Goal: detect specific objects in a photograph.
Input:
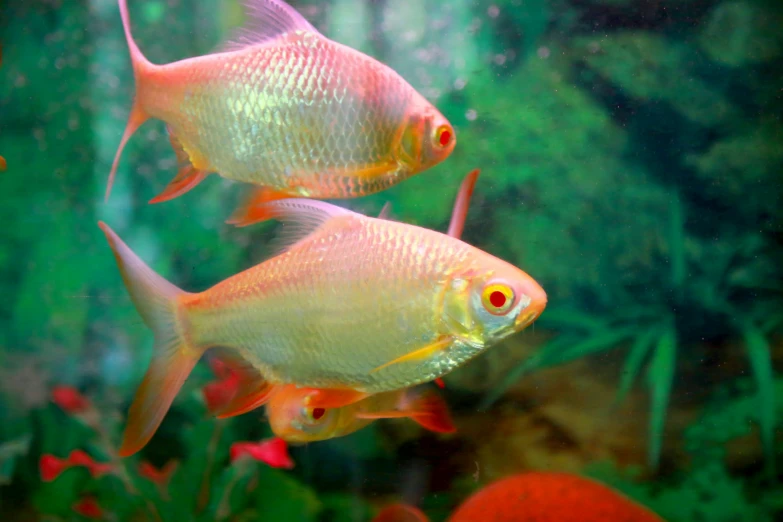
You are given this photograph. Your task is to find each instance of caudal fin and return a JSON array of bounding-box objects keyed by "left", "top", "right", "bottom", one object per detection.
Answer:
[
  {"left": 99, "top": 221, "right": 201, "bottom": 457},
  {"left": 106, "top": 0, "right": 155, "bottom": 202}
]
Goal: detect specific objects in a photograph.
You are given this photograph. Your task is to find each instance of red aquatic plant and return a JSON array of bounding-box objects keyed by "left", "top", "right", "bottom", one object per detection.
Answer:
[
  {"left": 230, "top": 437, "right": 294, "bottom": 469},
  {"left": 139, "top": 459, "right": 178, "bottom": 499},
  {"left": 39, "top": 454, "right": 70, "bottom": 482},
  {"left": 72, "top": 496, "right": 103, "bottom": 519},
  {"left": 51, "top": 385, "right": 91, "bottom": 414},
  {"left": 202, "top": 358, "right": 240, "bottom": 413},
  {"left": 39, "top": 450, "right": 113, "bottom": 482}
]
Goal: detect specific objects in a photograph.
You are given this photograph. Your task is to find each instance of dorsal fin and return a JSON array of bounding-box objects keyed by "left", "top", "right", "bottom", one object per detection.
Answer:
[
  {"left": 259, "top": 199, "right": 358, "bottom": 256},
  {"left": 220, "top": 0, "right": 321, "bottom": 52}
]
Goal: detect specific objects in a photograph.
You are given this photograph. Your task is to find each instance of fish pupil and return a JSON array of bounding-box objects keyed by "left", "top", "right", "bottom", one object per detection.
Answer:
[
  {"left": 312, "top": 408, "right": 326, "bottom": 420},
  {"left": 439, "top": 129, "right": 452, "bottom": 147},
  {"left": 489, "top": 290, "right": 506, "bottom": 308}
]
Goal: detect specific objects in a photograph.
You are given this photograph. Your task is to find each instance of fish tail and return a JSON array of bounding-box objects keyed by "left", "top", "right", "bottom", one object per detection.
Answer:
[
  {"left": 99, "top": 221, "right": 202, "bottom": 457},
  {"left": 106, "top": 0, "right": 154, "bottom": 202}
]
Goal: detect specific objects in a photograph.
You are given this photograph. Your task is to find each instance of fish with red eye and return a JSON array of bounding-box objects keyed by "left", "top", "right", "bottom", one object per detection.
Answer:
[
  {"left": 100, "top": 169, "right": 546, "bottom": 457},
  {"left": 264, "top": 384, "right": 456, "bottom": 444},
  {"left": 107, "top": 0, "right": 456, "bottom": 211}
]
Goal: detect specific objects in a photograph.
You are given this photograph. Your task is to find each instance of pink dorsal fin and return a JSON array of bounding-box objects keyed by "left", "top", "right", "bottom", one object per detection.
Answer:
[
  {"left": 446, "top": 169, "right": 480, "bottom": 239},
  {"left": 220, "top": 0, "right": 321, "bottom": 52}
]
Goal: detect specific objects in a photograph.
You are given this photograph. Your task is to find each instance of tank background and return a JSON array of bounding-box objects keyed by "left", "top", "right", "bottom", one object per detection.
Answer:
[{"left": 0, "top": 0, "right": 781, "bottom": 521}]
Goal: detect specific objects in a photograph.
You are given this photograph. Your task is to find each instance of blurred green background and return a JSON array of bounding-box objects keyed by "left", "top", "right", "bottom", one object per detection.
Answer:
[{"left": 0, "top": 0, "right": 781, "bottom": 520}]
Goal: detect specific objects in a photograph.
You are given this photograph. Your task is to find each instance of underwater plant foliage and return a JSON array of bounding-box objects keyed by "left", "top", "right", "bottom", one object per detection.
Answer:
[{"left": 1, "top": 0, "right": 782, "bottom": 521}]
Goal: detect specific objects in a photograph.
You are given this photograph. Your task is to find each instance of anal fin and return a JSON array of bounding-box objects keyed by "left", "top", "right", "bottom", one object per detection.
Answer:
[
  {"left": 210, "top": 350, "right": 276, "bottom": 419},
  {"left": 149, "top": 128, "right": 208, "bottom": 204},
  {"left": 354, "top": 389, "right": 456, "bottom": 434},
  {"left": 226, "top": 186, "right": 300, "bottom": 227}
]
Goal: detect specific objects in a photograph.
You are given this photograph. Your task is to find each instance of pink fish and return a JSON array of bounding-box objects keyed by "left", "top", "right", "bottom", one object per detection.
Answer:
[{"left": 108, "top": 0, "right": 455, "bottom": 208}]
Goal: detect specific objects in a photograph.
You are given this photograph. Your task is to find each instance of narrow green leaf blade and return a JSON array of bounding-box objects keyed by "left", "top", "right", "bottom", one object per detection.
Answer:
[
  {"left": 615, "top": 328, "right": 658, "bottom": 406},
  {"left": 740, "top": 321, "right": 776, "bottom": 475},
  {"left": 480, "top": 327, "right": 636, "bottom": 410},
  {"left": 646, "top": 324, "right": 677, "bottom": 468}
]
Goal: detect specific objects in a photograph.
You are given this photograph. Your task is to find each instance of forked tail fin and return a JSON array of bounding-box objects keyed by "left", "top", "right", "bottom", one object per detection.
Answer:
[
  {"left": 106, "top": 0, "right": 156, "bottom": 202},
  {"left": 99, "top": 221, "right": 202, "bottom": 456}
]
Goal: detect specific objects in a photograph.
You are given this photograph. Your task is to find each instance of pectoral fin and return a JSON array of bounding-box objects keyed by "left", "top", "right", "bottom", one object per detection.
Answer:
[{"left": 369, "top": 336, "right": 454, "bottom": 374}]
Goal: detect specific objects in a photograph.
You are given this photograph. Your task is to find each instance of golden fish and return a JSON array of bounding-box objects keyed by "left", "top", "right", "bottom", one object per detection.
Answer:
[
  {"left": 261, "top": 384, "right": 455, "bottom": 443},
  {"left": 108, "top": 0, "right": 456, "bottom": 206},
  {"left": 100, "top": 173, "right": 546, "bottom": 456}
]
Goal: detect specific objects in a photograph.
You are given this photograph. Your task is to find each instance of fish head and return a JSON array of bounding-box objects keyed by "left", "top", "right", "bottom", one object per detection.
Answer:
[
  {"left": 397, "top": 94, "right": 456, "bottom": 173},
  {"left": 266, "top": 386, "right": 347, "bottom": 443},
  {"left": 442, "top": 257, "right": 547, "bottom": 347}
]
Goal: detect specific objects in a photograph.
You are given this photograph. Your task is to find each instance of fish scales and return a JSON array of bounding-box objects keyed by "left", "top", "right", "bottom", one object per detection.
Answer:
[
  {"left": 185, "top": 217, "right": 475, "bottom": 392},
  {"left": 135, "top": 31, "right": 419, "bottom": 196}
]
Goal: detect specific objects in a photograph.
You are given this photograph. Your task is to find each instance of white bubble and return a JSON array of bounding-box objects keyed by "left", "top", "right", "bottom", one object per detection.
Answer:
[{"left": 465, "top": 109, "right": 477, "bottom": 121}]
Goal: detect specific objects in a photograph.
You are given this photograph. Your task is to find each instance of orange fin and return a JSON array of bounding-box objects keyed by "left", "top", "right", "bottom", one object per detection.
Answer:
[
  {"left": 226, "top": 186, "right": 299, "bottom": 227},
  {"left": 404, "top": 389, "right": 456, "bottom": 433},
  {"left": 149, "top": 130, "right": 208, "bottom": 203},
  {"left": 106, "top": 103, "right": 150, "bottom": 202},
  {"left": 107, "top": 1, "right": 154, "bottom": 202},
  {"left": 0, "top": 156, "right": 6, "bottom": 171},
  {"left": 434, "top": 378, "right": 445, "bottom": 389},
  {"left": 369, "top": 336, "right": 453, "bottom": 374},
  {"left": 447, "top": 169, "right": 480, "bottom": 239},
  {"left": 355, "top": 389, "right": 456, "bottom": 434},
  {"left": 212, "top": 355, "right": 275, "bottom": 419},
  {"left": 303, "top": 388, "right": 371, "bottom": 409},
  {"left": 98, "top": 222, "right": 200, "bottom": 457}
]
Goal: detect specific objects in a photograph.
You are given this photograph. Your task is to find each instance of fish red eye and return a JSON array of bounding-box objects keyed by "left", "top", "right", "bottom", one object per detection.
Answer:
[
  {"left": 439, "top": 129, "right": 452, "bottom": 147},
  {"left": 435, "top": 125, "right": 452, "bottom": 148},
  {"left": 311, "top": 408, "right": 325, "bottom": 420},
  {"left": 489, "top": 290, "right": 506, "bottom": 308},
  {"left": 481, "top": 283, "right": 515, "bottom": 315}
]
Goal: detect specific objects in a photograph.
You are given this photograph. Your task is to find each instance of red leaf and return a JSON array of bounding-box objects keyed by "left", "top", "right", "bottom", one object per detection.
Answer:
[
  {"left": 230, "top": 437, "right": 294, "bottom": 469},
  {"left": 51, "top": 386, "right": 90, "bottom": 414}
]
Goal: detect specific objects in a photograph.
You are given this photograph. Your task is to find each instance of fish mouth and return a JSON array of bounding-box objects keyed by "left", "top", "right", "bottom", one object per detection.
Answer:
[{"left": 514, "top": 297, "right": 547, "bottom": 330}]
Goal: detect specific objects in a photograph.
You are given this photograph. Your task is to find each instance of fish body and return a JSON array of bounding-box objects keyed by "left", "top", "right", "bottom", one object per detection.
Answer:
[
  {"left": 108, "top": 0, "right": 455, "bottom": 203},
  {"left": 265, "top": 384, "right": 455, "bottom": 443},
  {"left": 178, "top": 203, "right": 544, "bottom": 392},
  {"left": 101, "top": 174, "right": 546, "bottom": 456}
]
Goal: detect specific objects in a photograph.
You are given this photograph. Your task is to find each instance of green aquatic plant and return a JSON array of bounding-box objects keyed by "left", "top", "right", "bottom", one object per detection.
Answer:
[
  {"left": 1, "top": 374, "right": 380, "bottom": 521},
  {"left": 585, "top": 377, "right": 783, "bottom": 522},
  {"left": 481, "top": 190, "right": 782, "bottom": 469}
]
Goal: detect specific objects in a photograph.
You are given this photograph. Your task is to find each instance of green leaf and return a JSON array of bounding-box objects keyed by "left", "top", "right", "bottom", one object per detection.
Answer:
[
  {"left": 480, "top": 327, "right": 635, "bottom": 409},
  {"left": 739, "top": 321, "right": 776, "bottom": 475},
  {"left": 646, "top": 323, "right": 677, "bottom": 467},
  {"left": 535, "top": 308, "right": 611, "bottom": 331},
  {"left": 250, "top": 467, "right": 321, "bottom": 521},
  {"left": 668, "top": 188, "right": 686, "bottom": 291},
  {"left": 615, "top": 328, "right": 658, "bottom": 406}
]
